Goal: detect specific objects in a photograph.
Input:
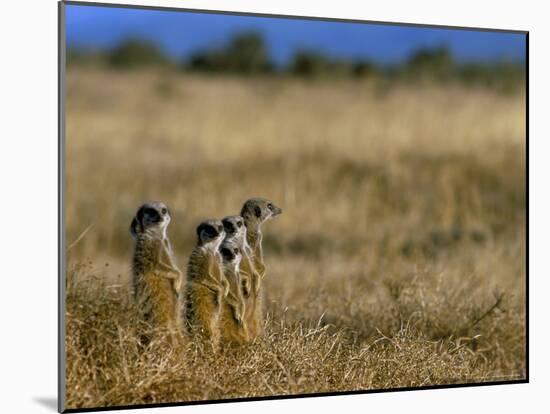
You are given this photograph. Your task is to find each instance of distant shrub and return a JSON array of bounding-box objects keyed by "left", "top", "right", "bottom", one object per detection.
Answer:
[
  {"left": 352, "top": 60, "right": 377, "bottom": 78},
  {"left": 69, "top": 34, "right": 524, "bottom": 91},
  {"left": 458, "top": 62, "right": 525, "bottom": 92},
  {"left": 225, "top": 32, "right": 272, "bottom": 73},
  {"left": 403, "top": 46, "right": 454, "bottom": 80},
  {"left": 290, "top": 51, "right": 376, "bottom": 79},
  {"left": 109, "top": 39, "right": 170, "bottom": 69},
  {"left": 188, "top": 32, "right": 272, "bottom": 74},
  {"left": 188, "top": 51, "right": 228, "bottom": 73},
  {"left": 290, "top": 51, "right": 372, "bottom": 79},
  {"left": 290, "top": 51, "right": 328, "bottom": 77}
]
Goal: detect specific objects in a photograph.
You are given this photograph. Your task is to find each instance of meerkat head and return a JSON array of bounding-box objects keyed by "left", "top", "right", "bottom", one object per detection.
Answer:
[
  {"left": 222, "top": 215, "right": 247, "bottom": 244},
  {"left": 196, "top": 219, "right": 225, "bottom": 251},
  {"left": 219, "top": 239, "right": 242, "bottom": 274},
  {"left": 240, "top": 198, "right": 282, "bottom": 231},
  {"left": 130, "top": 201, "right": 171, "bottom": 240}
]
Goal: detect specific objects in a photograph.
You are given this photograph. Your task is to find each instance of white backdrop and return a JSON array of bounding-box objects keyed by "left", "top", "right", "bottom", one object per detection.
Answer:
[{"left": 0, "top": 0, "right": 541, "bottom": 413}]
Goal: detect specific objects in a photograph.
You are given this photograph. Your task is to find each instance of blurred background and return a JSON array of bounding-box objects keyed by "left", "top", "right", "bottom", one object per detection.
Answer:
[
  {"left": 64, "top": 3, "right": 526, "bottom": 390},
  {"left": 66, "top": 5, "right": 525, "bottom": 88}
]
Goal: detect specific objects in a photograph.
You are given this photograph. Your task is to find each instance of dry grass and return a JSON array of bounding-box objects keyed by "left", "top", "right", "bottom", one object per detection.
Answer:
[{"left": 64, "top": 68, "right": 526, "bottom": 410}]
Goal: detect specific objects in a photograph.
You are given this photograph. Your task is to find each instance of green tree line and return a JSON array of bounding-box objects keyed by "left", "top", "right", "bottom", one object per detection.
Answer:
[{"left": 67, "top": 32, "right": 525, "bottom": 89}]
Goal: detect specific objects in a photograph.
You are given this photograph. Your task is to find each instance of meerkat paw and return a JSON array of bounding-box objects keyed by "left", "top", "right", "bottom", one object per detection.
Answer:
[
  {"left": 242, "top": 278, "right": 252, "bottom": 297},
  {"left": 222, "top": 280, "right": 230, "bottom": 297},
  {"left": 253, "top": 278, "right": 261, "bottom": 295},
  {"left": 173, "top": 277, "right": 183, "bottom": 295},
  {"left": 233, "top": 308, "right": 245, "bottom": 326}
]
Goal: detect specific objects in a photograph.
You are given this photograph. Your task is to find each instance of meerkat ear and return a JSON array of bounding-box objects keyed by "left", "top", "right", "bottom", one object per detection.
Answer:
[
  {"left": 254, "top": 205, "right": 262, "bottom": 218},
  {"left": 240, "top": 202, "right": 252, "bottom": 219},
  {"left": 130, "top": 217, "right": 140, "bottom": 239},
  {"left": 198, "top": 226, "right": 212, "bottom": 245},
  {"left": 136, "top": 205, "right": 145, "bottom": 222}
]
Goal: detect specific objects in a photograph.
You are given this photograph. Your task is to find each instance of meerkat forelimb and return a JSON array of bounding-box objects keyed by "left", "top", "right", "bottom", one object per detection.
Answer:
[
  {"left": 218, "top": 239, "right": 250, "bottom": 344},
  {"left": 130, "top": 202, "right": 184, "bottom": 343},
  {"left": 158, "top": 241, "right": 184, "bottom": 294},
  {"left": 184, "top": 219, "right": 227, "bottom": 349},
  {"left": 222, "top": 215, "right": 261, "bottom": 296}
]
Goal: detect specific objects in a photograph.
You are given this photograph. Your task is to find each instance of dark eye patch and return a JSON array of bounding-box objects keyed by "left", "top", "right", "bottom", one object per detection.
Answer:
[
  {"left": 223, "top": 221, "right": 235, "bottom": 234},
  {"left": 205, "top": 225, "right": 218, "bottom": 237},
  {"left": 254, "top": 205, "right": 262, "bottom": 218},
  {"left": 220, "top": 247, "right": 234, "bottom": 261},
  {"left": 197, "top": 223, "right": 218, "bottom": 240},
  {"left": 144, "top": 207, "right": 160, "bottom": 221},
  {"left": 237, "top": 221, "right": 243, "bottom": 228}
]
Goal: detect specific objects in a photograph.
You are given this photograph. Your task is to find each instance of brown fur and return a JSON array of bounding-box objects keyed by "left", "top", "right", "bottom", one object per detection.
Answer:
[
  {"left": 219, "top": 292, "right": 248, "bottom": 344},
  {"left": 184, "top": 244, "right": 228, "bottom": 350},
  {"left": 132, "top": 234, "right": 184, "bottom": 344},
  {"left": 239, "top": 251, "right": 264, "bottom": 339},
  {"left": 219, "top": 241, "right": 249, "bottom": 345}
]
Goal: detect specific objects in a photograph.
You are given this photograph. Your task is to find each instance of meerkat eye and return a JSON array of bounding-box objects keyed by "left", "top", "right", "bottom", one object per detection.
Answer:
[
  {"left": 267, "top": 203, "right": 273, "bottom": 210},
  {"left": 161, "top": 208, "right": 167, "bottom": 215},
  {"left": 237, "top": 221, "right": 243, "bottom": 228}
]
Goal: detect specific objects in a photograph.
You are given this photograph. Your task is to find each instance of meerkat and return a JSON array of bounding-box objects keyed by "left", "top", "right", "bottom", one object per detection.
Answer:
[
  {"left": 130, "top": 202, "right": 184, "bottom": 343},
  {"left": 218, "top": 238, "right": 249, "bottom": 344},
  {"left": 222, "top": 215, "right": 260, "bottom": 298},
  {"left": 239, "top": 198, "right": 282, "bottom": 338},
  {"left": 183, "top": 219, "right": 228, "bottom": 349}
]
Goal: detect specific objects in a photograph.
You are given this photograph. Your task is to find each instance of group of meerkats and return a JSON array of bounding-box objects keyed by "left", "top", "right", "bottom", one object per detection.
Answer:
[{"left": 129, "top": 197, "right": 282, "bottom": 349}]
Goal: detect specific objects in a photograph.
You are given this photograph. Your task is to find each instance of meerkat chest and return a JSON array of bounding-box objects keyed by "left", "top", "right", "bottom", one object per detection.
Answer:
[{"left": 138, "top": 270, "right": 171, "bottom": 290}]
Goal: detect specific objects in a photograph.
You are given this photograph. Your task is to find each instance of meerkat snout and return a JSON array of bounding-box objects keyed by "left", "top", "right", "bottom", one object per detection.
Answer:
[{"left": 266, "top": 201, "right": 282, "bottom": 217}]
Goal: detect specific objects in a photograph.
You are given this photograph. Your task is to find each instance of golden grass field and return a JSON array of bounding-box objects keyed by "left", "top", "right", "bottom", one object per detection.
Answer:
[{"left": 64, "top": 68, "right": 526, "bottom": 409}]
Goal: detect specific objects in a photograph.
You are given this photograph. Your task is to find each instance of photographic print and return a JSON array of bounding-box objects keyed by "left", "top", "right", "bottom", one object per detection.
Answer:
[{"left": 59, "top": 1, "right": 527, "bottom": 411}]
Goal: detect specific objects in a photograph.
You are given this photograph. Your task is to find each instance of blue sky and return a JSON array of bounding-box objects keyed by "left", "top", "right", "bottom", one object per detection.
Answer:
[{"left": 66, "top": 3, "right": 526, "bottom": 65}]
